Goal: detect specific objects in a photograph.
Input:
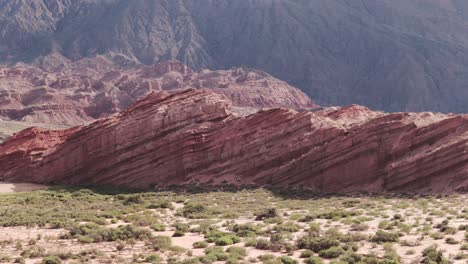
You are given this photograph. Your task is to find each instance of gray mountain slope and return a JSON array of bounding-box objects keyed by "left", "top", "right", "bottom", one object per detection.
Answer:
[{"left": 2, "top": 0, "right": 468, "bottom": 112}]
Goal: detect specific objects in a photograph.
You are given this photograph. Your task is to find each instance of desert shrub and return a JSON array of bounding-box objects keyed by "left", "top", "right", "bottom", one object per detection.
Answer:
[
  {"left": 338, "top": 251, "right": 363, "bottom": 264},
  {"left": 273, "top": 222, "right": 301, "bottom": 232},
  {"left": 371, "top": 230, "right": 399, "bottom": 243},
  {"left": 182, "top": 203, "right": 209, "bottom": 219},
  {"left": 21, "top": 246, "right": 45, "bottom": 258},
  {"left": 255, "top": 208, "right": 278, "bottom": 221},
  {"left": 226, "top": 246, "right": 247, "bottom": 258},
  {"left": 123, "top": 213, "right": 160, "bottom": 226},
  {"left": 151, "top": 223, "right": 166, "bottom": 231},
  {"left": 40, "top": 256, "right": 61, "bottom": 264},
  {"left": 318, "top": 246, "right": 344, "bottom": 258},
  {"left": 244, "top": 238, "right": 257, "bottom": 247},
  {"left": 305, "top": 256, "right": 324, "bottom": 264},
  {"left": 123, "top": 194, "right": 144, "bottom": 205},
  {"left": 297, "top": 236, "right": 340, "bottom": 253},
  {"left": 204, "top": 246, "right": 228, "bottom": 262},
  {"left": 339, "top": 232, "right": 368, "bottom": 243},
  {"left": 173, "top": 230, "right": 186, "bottom": 237},
  {"left": 115, "top": 240, "right": 127, "bottom": 251},
  {"left": 279, "top": 256, "right": 297, "bottom": 264},
  {"left": 232, "top": 223, "right": 262, "bottom": 237},
  {"left": 429, "top": 232, "right": 445, "bottom": 240},
  {"left": 215, "top": 235, "right": 240, "bottom": 246},
  {"left": 421, "top": 245, "right": 450, "bottom": 264},
  {"left": 299, "top": 250, "right": 314, "bottom": 258},
  {"left": 255, "top": 238, "right": 272, "bottom": 250},
  {"left": 173, "top": 223, "right": 190, "bottom": 232},
  {"left": 193, "top": 241, "right": 209, "bottom": 248},
  {"left": 382, "top": 244, "right": 400, "bottom": 262},
  {"left": 205, "top": 229, "right": 226, "bottom": 243},
  {"left": 147, "top": 200, "right": 174, "bottom": 210},
  {"left": 299, "top": 215, "right": 315, "bottom": 222},
  {"left": 14, "top": 257, "right": 25, "bottom": 264},
  {"left": 145, "top": 254, "right": 161, "bottom": 263},
  {"left": 69, "top": 223, "right": 152, "bottom": 243},
  {"left": 445, "top": 237, "right": 459, "bottom": 244},
  {"left": 151, "top": 236, "right": 172, "bottom": 251},
  {"left": 350, "top": 223, "right": 369, "bottom": 231},
  {"left": 315, "top": 210, "right": 358, "bottom": 220}
]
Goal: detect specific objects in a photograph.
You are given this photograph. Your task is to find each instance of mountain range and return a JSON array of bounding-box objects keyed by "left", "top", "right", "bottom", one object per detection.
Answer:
[{"left": 3, "top": 0, "right": 468, "bottom": 112}]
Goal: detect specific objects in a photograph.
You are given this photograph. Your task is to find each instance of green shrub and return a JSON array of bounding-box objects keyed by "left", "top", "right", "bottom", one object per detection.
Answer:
[
  {"left": 273, "top": 222, "right": 301, "bottom": 232},
  {"left": 205, "top": 229, "right": 226, "bottom": 242},
  {"left": 421, "top": 245, "right": 450, "bottom": 264},
  {"left": 182, "top": 203, "right": 209, "bottom": 219},
  {"left": 147, "top": 201, "right": 174, "bottom": 210},
  {"left": 215, "top": 235, "right": 240, "bottom": 246},
  {"left": 339, "top": 251, "right": 363, "bottom": 264},
  {"left": 371, "top": 230, "right": 399, "bottom": 243},
  {"left": 255, "top": 238, "right": 272, "bottom": 250},
  {"left": 173, "top": 223, "right": 190, "bottom": 232},
  {"left": 151, "top": 236, "right": 172, "bottom": 251},
  {"left": 297, "top": 236, "right": 340, "bottom": 253},
  {"left": 318, "top": 246, "right": 344, "bottom": 258},
  {"left": 151, "top": 223, "right": 166, "bottom": 231},
  {"left": 244, "top": 238, "right": 257, "bottom": 247},
  {"left": 226, "top": 246, "right": 247, "bottom": 258},
  {"left": 204, "top": 246, "right": 228, "bottom": 262},
  {"left": 445, "top": 237, "right": 459, "bottom": 244},
  {"left": 232, "top": 223, "right": 262, "bottom": 237},
  {"left": 279, "top": 256, "right": 297, "bottom": 264},
  {"left": 40, "top": 256, "right": 61, "bottom": 264},
  {"left": 69, "top": 223, "right": 152, "bottom": 243},
  {"left": 299, "top": 250, "right": 314, "bottom": 258},
  {"left": 255, "top": 208, "right": 278, "bottom": 221},
  {"left": 145, "top": 254, "right": 161, "bottom": 263},
  {"left": 305, "top": 256, "right": 324, "bottom": 264},
  {"left": 123, "top": 194, "right": 144, "bottom": 205},
  {"left": 193, "top": 241, "right": 209, "bottom": 248},
  {"left": 173, "top": 230, "right": 186, "bottom": 237}
]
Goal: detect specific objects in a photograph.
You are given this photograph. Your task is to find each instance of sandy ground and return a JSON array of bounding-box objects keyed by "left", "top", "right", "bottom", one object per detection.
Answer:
[{"left": 0, "top": 182, "right": 48, "bottom": 193}]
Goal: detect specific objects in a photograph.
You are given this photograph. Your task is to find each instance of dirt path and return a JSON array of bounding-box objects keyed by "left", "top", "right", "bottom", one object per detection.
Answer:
[{"left": 0, "top": 182, "right": 48, "bottom": 193}]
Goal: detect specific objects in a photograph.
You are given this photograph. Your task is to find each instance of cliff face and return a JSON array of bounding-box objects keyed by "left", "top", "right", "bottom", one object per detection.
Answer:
[
  {"left": 1, "top": 90, "right": 466, "bottom": 193},
  {"left": 3, "top": 0, "right": 468, "bottom": 113},
  {"left": 0, "top": 56, "right": 314, "bottom": 125}
]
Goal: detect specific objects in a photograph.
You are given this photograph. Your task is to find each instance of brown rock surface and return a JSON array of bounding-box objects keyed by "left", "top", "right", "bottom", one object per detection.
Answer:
[
  {"left": 0, "top": 55, "right": 315, "bottom": 125},
  {"left": 0, "top": 90, "right": 467, "bottom": 193}
]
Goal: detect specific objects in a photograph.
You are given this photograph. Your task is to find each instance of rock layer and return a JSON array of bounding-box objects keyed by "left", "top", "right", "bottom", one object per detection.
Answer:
[
  {"left": 0, "top": 90, "right": 467, "bottom": 193},
  {"left": 0, "top": 55, "right": 315, "bottom": 125}
]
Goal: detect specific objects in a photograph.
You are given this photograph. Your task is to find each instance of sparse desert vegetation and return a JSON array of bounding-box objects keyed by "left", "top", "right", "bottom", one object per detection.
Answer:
[{"left": 0, "top": 186, "right": 466, "bottom": 263}]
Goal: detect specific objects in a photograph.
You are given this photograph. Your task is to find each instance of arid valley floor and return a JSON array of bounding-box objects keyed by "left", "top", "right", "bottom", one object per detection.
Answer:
[{"left": 0, "top": 184, "right": 466, "bottom": 264}]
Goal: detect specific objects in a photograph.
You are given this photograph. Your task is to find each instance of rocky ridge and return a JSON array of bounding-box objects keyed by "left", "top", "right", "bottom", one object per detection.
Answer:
[
  {"left": 0, "top": 55, "right": 315, "bottom": 125},
  {"left": 0, "top": 89, "right": 466, "bottom": 193}
]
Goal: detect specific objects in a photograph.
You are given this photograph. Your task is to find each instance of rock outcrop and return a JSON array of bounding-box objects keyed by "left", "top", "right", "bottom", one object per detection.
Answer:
[
  {"left": 0, "top": 90, "right": 467, "bottom": 193},
  {"left": 0, "top": 56, "right": 315, "bottom": 125}
]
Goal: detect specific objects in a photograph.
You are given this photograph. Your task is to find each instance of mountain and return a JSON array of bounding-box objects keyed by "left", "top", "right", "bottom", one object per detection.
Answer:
[
  {"left": 0, "top": 55, "right": 314, "bottom": 125},
  {"left": 1, "top": 89, "right": 467, "bottom": 193},
  {"left": 2, "top": 0, "right": 468, "bottom": 113}
]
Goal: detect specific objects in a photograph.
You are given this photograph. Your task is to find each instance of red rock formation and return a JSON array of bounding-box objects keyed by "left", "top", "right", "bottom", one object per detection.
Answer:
[
  {"left": 0, "top": 55, "right": 316, "bottom": 125},
  {"left": 0, "top": 90, "right": 467, "bottom": 193}
]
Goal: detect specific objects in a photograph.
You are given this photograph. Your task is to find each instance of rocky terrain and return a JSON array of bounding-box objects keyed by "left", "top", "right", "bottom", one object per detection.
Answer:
[
  {"left": 0, "top": 55, "right": 314, "bottom": 125},
  {"left": 3, "top": 0, "right": 468, "bottom": 112},
  {"left": 0, "top": 89, "right": 466, "bottom": 193}
]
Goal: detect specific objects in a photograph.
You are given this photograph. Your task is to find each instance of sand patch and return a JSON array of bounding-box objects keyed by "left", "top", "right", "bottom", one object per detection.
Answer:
[{"left": 0, "top": 182, "right": 48, "bottom": 193}]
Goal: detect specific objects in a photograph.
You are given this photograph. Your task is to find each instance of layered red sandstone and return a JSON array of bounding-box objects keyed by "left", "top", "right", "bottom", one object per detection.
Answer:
[
  {"left": 0, "top": 90, "right": 467, "bottom": 193},
  {"left": 0, "top": 55, "right": 315, "bottom": 125}
]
